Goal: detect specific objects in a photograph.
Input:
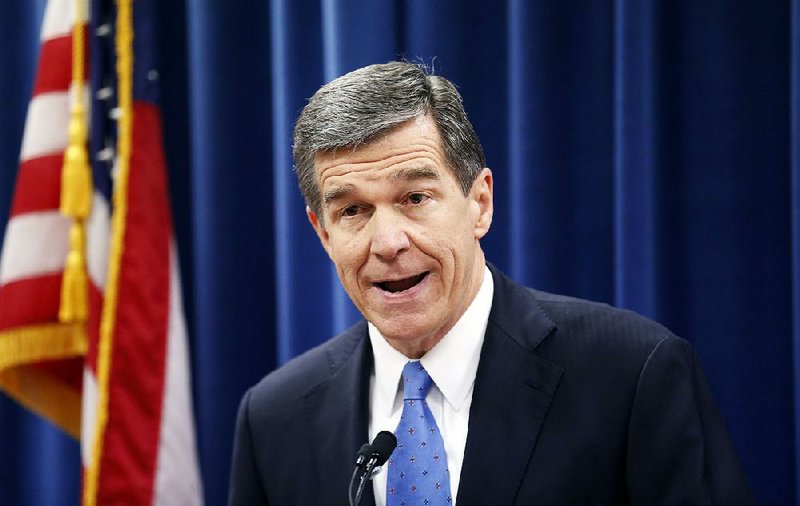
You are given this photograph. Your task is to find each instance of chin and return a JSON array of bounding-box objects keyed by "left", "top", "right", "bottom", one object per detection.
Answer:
[
  {"left": 374, "top": 323, "right": 421, "bottom": 342},
  {"left": 372, "top": 316, "right": 434, "bottom": 343}
]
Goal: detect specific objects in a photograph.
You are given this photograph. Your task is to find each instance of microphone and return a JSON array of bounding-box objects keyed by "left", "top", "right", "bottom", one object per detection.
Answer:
[
  {"left": 354, "top": 443, "right": 372, "bottom": 468},
  {"left": 348, "top": 431, "right": 397, "bottom": 506},
  {"left": 368, "top": 431, "right": 397, "bottom": 468}
]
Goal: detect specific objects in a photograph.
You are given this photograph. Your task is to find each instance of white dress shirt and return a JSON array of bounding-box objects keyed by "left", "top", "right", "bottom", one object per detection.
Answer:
[{"left": 368, "top": 265, "right": 494, "bottom": 506}]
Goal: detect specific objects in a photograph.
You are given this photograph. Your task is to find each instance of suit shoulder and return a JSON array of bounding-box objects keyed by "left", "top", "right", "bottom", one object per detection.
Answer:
[
  {"left": 489, "top": 265, "right": 677, "bottom": 356},
  {"left": 530, "top": 288, "right": 685, "bottom": 370},
  {"left": 243, "top": 321, "right": 367, "bottom": 415},
  {"left": 536, "top": 290, "right": 673, "bottom": 342}
]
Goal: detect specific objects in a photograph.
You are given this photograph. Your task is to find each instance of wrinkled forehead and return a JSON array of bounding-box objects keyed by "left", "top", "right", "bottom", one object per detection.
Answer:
[
  {"left": 314, "top": 115, "right": 451, "bottom": 175},
  {"left": 313, "top": 117, "right": 450, "bottom": 187}
]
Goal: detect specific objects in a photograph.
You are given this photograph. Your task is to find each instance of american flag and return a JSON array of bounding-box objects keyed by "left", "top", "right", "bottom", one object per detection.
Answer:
[{"left": 0, "top": 0, "right": 203, "bottom": 504}]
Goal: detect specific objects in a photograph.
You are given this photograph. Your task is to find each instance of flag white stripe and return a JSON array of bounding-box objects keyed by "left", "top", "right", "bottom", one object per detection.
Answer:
[
  {"left": 20, "top": 92, "right": 70, "bottom": 161},
  {"left": 0, "top": 193, "right": 110, "bottom": 289},
  {"left": 40, "top": 0, "right": 72, "bottom": 41},
  {"left": 152, "top": 244, "right": 204, "bottom": 506},
  {"left": 86, "top": 193, "right": 111, "bottom": 290},
  {"left": 41, "top": 0, "right": 87, "bottom": 41},
  {"left": 0, "top": 211, "right": 70, "bottom": 284},
  {"left": 80, "top": 367, "right": 98, "bottom": 468}
]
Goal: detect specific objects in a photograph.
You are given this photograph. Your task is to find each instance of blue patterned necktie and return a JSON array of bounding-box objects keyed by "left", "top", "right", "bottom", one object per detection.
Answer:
[{"left": 386, "top": 361, "right": 452, "bottom": 505}]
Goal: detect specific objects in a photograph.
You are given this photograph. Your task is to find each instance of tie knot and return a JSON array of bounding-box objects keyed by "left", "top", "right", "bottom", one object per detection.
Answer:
[{"left": 401, "top": 361, "right": 432, "bottom": 400}]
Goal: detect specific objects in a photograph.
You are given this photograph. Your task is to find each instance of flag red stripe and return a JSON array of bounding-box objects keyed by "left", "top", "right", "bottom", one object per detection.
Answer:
[
  {"left": 0, "top": 274, "right": 103, "bottom": 331},
  {"left": 10, "top": 154, "right": 63, "bottom": 216},
  {"left": 32, "top": 26, "right": 89, "bottom": 97},
  {"left": 0, "top": 274, "right": 61, "bottom": 329},
  {"left": 97, "top": 103, "right": 170, "bottom": 503},
  {"left": 32, "top": 34, "right": 72, "bottom": 96}
]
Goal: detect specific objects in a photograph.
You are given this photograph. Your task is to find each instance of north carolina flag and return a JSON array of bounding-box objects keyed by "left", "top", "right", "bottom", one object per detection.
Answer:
[{"left": 0, "top": 0, "right": 203, "bottom": 504}]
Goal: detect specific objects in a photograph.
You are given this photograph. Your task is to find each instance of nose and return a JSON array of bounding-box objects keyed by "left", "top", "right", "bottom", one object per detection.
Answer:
[{"left": 369, "top": 210, "right": 410, "bottom": 260}]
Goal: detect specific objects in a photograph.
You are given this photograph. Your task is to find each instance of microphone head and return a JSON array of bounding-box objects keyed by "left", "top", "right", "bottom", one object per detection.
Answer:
[
  {"left": 356, "top": 443, "right": 372, "bottom": 458},
  {"left": 355, "top": 443, "right": 372, "bottom": 466},
  {"left": 370, "top": 431, "right": 397, "bottom": 466}
]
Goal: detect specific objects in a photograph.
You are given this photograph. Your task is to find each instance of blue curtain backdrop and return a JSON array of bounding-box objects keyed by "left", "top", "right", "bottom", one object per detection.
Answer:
[{"left": 0, "top": 0, "right": 798, "bottom": 504}]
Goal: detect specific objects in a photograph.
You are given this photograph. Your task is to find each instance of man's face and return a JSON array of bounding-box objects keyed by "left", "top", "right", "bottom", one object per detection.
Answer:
[{"left": 307, "top": 115, "right": 493, "bottom": 357}]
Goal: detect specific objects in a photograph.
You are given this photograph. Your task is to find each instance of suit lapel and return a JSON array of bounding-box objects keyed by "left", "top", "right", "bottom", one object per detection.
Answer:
[
  {"left": 304, "top": 321, "right": 377, "bottom": 506},
  {"left": 457, "top": 267, "right": 564, "bottom": 506}
]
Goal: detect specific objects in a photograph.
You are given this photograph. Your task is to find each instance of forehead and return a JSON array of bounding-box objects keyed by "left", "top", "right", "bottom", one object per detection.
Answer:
[{"left": 314, "top": 116, "right": 451, "bottom": 190}]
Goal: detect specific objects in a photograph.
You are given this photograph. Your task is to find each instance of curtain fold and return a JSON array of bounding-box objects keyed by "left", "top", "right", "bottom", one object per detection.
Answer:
[
  {"left": 791, "top": 0, "right": 800, "bottom": 496},
  {"left": 613, "top": 0, "right": 659, "bottom": 316},
  {"left": 0, "top": 1, "right": 798, "bottom": 504},
  {"left": 185, "top": 1, "right": 276, "bottom": 503}
]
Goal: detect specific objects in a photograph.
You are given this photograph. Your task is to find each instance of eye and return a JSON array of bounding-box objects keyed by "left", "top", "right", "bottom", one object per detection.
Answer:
[
  {"left": 341, "top": 205, "right": 361, "bottom": 217},
  {"left": 405, "top": 193, "right": 429, "bottom": 205}
]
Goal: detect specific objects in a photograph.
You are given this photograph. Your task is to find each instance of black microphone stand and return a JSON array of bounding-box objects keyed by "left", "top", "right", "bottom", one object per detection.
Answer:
[
  {"left": 348, "top": 444, "right": 372, "bottom": 506},
  {"left": 348, "top": 431, "right": 397, "bottom": 506},
  {"left": 350, "top": 455, "right": 379, "bottom": 506}
]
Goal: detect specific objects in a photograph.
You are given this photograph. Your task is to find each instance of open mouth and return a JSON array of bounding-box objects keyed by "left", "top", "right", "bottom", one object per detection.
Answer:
[{"left": 375, "top": 272, "right": 429, "bottom": 294}]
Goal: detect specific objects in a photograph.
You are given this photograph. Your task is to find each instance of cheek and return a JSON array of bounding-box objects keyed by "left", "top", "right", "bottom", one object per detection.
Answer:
[
  {"left": 329, "top": 235, "right": 368, "bottom": 277},
  {"left": 413, "top": 212, "right": 471, "bottom": 261},
  {"left": 442, "top": 220, "right": 479, "bottom": 279}
]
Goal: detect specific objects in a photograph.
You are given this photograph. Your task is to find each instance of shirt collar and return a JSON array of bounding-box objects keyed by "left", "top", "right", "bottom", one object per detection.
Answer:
[{"left": 369, "top": 265, "right": 494, "bottom": 415}]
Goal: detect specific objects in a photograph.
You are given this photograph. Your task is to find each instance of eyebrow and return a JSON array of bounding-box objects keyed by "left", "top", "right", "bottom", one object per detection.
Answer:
[
  {"left": 322, "top": 167, "right": 441, "bottom": 207},
  {"left": 389, "top": 166, "right": 440, "bottom": 183},
  {"left": 323, "top": 184, "right": 355, "bottom": 206}
]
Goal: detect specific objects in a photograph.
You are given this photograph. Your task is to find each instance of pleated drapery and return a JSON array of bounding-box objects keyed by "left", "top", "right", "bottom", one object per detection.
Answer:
[{"left": 1, "top": 1, "right": 798, "bottom": 504}]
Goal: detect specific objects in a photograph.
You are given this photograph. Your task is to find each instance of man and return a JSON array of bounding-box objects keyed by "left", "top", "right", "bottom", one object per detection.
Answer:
[{"left": 229, "top": 61, "right": 753, "bottom": 505}]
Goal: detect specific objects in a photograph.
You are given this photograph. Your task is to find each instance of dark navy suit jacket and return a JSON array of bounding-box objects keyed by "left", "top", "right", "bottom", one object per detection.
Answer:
[{"left": 229, "top": 266, "right": 753, "bottom": 505}]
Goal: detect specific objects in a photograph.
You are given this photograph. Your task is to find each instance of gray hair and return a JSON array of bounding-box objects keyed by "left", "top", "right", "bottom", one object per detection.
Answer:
[{"left": 292, "top": 61, "right": 486, "bottom": 219}]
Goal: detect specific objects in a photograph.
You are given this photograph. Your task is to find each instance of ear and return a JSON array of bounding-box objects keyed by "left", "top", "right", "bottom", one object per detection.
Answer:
[
  {"left": 470, "top": 168, "right": 494, "bottom": 240},
  {"left": 307, "top": 206, "right": 333, "bottom": 258}
]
